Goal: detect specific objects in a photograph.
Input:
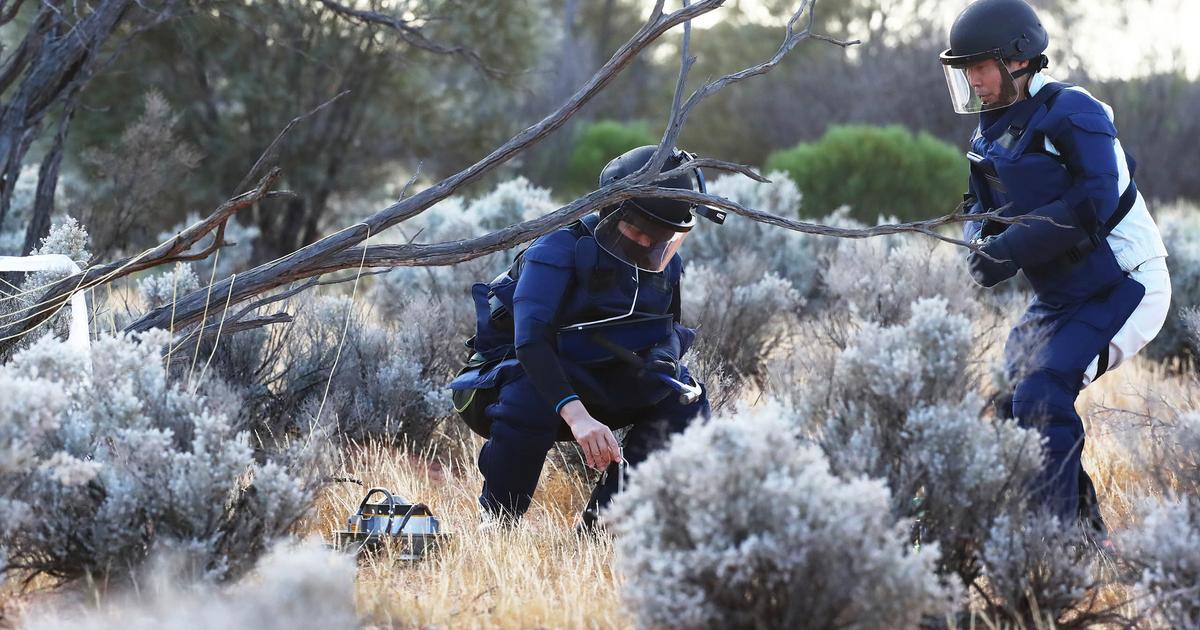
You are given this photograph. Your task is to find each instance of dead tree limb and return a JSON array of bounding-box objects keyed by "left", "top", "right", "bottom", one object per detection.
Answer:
[
  {"left": 168, "top": 313, "right": 294, "bottom": 359},
  {"left": 0, "top": 169, "right": 282, "bottom": 346},
  {"left": 316, "top": 0, "right": 503, "bottom": 77},
  {"left": 121, "top": 0, "right": 734, "bottom": 335},
  {"left": 646, "top": 0, "right": 859, "bottom": 178},
  {"left": 291, "top": 189, "right": 1056, "bottom": 275},
  {"left": 0, "top": 0, "right": 135, "bottom": 226},
  {"left": 164, "top": 266, "right": 392, "bottom": 359}
]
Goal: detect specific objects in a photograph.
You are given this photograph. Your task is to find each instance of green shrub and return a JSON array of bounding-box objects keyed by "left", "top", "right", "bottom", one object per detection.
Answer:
[
  {"left": 564, "top": 120, "right": 657, "bottom": 194},
  {"left": 765, "top": 124, "right": 967, "bottom": 223}
]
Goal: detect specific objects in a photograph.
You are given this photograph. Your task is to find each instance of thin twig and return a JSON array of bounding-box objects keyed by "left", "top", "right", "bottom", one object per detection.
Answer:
[
  {"left": 233, "top": 90, "right": 351, "bottom": 196},
  {"left": 316, "top": 0, "right": 504, "bottom": 77}
]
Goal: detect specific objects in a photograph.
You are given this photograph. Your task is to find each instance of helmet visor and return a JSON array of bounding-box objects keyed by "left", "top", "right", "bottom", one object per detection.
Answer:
[
  {"left": 941, "top": 57, "right": 1022, "bottom": 114},
  {"left": 594, "top": 205, "right": 687, "bottom": 273}
]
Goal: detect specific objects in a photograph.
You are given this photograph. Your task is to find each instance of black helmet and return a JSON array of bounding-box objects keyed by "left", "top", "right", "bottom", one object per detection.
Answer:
[
  {"left": 938, "top": 0, "right": 1049, "bottom": 113},
  {"left": 941, "top": 0, "right": 1048, "bottom": 65},
  {"left": 598, "top": 145, "right": 724, "bottom": 230},
  {"left": 591, "top": 145, "right": 722, "bottom": 272}
]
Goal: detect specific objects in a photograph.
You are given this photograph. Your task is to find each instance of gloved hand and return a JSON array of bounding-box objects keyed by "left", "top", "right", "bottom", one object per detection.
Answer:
[
  {"left": 967, "top": 235, "right": 1019, "bottom": 288},
  {"left": 644, "top": 342, "right": 681, "bottom": 379}
]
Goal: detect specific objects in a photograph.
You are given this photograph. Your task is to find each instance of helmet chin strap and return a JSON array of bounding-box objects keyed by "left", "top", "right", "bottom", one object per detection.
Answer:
[{"left": 1009, "top": 54, "right": 1049, "bottom": 80}]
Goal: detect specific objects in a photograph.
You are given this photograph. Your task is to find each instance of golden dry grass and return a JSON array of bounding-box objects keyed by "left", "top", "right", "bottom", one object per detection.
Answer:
[
  {"left": 1079, "top": 356, "right": 1196, "bottom": 531},
  {"left": 1072, "top": 355, "right": 1197, "bottom": 626},
  {"left": 304, "top": 437, "right": 630, "bottom": 630}
]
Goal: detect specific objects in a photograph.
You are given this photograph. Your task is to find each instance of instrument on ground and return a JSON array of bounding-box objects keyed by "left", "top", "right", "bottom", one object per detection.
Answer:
[{"left": 332, "top": 486, "right": 450, "bottom": 560}]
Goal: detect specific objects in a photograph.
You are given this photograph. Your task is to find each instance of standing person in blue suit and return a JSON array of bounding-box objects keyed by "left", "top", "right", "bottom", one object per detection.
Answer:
[
  {"left": 451, "top": 145, "right": 724, "bottom": 531},
  {"left": 941, "top": 0, "right": 1170, "bottom": 537}
]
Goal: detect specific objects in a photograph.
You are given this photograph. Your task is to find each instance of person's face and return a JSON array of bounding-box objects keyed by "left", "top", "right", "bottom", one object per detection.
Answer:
[
  {"left": 964, "top": 58, "right": 1029, "bottom": 106},
  {"left": 617, "top": 219, "right": 656, "bottom": 247}
]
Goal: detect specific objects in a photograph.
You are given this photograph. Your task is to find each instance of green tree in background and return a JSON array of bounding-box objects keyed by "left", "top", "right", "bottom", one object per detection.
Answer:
[
  {"left": 72, "top": 0, "right": 545, "bottom": 261},
  {"left": 564, "top": 120, "right": 657, "bottom": 194},
  {"left": 765, "top": 124, "right": 966, "bottom": 222}
]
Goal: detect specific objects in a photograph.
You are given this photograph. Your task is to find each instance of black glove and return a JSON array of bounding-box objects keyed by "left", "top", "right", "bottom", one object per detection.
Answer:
[
  {"left": 644, "top": 341, "right": 681, "bottom": 379},
  {"left": 967, "top": 235, "right": 1019, "bottom": 288}
]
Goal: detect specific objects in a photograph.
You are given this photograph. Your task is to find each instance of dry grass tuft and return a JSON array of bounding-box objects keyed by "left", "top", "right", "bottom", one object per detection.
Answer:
[{"left": 306, "top": 437, "right": 630, "bottom": 629}]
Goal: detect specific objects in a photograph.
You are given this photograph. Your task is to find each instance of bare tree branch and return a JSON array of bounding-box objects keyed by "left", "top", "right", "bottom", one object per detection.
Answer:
[
  {"left": 232, "top": 89, "right": 351, "bottom": 196},
  {"left": 293, "top": 188, "right": 1064, "bottom": 276},
  {"left": 667, "top": 0, "right": 860, "bottom": 153},
  {"left": 0, "top": 0, "right": 27, "bottom": 26},
  {"left": 222, "top": 268, "right": 391, "bottom": 329},
  {"left": 122, "top": 0, "right": 734, "bottom": 335},
  {"left": 168, "top": 313, "right": 293, "bottom": 358},
  {"left": 646, "top": 0, "right": 696, "bottom": 177},
  {"left": 647, "top": 184, "right": 1073, "bottom": 268},
  {"left": 0, "top": 0, "right": 134, "bottom": 226},
  {"left": 677, "top": 156, "right": 770, "bottom": 182},
  {"left": 316, "top": 0, "right": 504, "bottom": 77},
  {"left": 0, "top": 169, "right": 282, "bottom": 346},
  {"left": 640, "top": 0, "right": 858, "bottom": 198}
]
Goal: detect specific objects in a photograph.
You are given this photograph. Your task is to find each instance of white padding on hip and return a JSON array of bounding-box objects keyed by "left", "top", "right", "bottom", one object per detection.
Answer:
[{"left": 1082, "top": 256, "right": 1171, "bottom": 388}]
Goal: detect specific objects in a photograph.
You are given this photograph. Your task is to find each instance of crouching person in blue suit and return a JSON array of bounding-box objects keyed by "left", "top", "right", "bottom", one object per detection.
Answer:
[
  {"left": 451, "top": 145, "right": 724, "bottom": 530},
  {"left": 941, "top": 0, "right": 1170, "bottom": 537}
]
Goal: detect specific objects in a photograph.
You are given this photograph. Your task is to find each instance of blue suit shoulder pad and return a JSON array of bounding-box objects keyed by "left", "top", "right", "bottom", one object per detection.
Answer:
[
  {"left": 522, "top": 227, "right": 580, "bottom": 268},
  {"left": 1038, "top": 89, "right": 1116, "bottom": 139}
]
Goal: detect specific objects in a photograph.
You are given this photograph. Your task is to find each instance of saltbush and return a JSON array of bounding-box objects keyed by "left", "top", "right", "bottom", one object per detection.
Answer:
[
  {"left": 681, "top": 257, "right": 802, "bottom": 392},
  {"left": 22, "top": 541, "right": 357, "bottom": 629},
  {"left": 610, "top": 401, "right": 958, "bottom": 630},
  {"left": 978, "top": 512, "right": 1105, "bottom": 628},
  {"left": 822, "top": 235, "right": 978, "bottom": 326},
  {"left": 690, "top": 171, "right": 827, "bottom": 297},
  {"left": 0, "top": 332, "right": 326, "bottom": 582},
  {"left": 1123, "top": 496, "right": 1200, "bottom": 628},
  {"left": 784, "top": 298, "right": 1044, "bottom": 584},
  {"left": 228, "top": 295, "right": 455, "bottom": 446}
]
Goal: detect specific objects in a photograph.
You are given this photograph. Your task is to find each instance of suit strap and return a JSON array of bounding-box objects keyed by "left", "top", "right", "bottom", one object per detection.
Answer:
[{"left": 981, "top": 81, "right": 1073, "bottom": 143}]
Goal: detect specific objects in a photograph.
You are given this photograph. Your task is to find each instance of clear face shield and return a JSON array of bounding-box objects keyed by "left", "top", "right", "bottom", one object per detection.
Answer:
[
  {"left": 593, "top": 204, "right": 688, "bottom": 273},
  {"left": 940, "top": 51, "right": 1023, "bottom": 114}
]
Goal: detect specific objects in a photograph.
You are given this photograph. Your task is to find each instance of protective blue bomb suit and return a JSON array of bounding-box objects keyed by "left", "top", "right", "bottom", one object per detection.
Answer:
[
  {"left": 451, "top": 146, "right": 721, "bottom": 525},
  {"left": 941, "top": 0, "right": 1169, "bottom": 530}
]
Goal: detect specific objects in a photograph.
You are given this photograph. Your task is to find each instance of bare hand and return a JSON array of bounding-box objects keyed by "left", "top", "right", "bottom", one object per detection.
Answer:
[{"left": 560, "top": 400, "right": 622, "bottom": 470}]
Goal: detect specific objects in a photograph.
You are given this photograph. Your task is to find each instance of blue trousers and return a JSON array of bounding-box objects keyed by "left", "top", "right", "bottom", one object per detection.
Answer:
[
  {"left": 477, "top": 368, "right": 710, "bottom": 518},
  {"left": 1003, "top": 277, "right": 1144, "bottom": 523}
]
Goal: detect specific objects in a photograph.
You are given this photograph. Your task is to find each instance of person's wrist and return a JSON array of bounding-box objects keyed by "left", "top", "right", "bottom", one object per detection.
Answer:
[{"left": 558, "top": 397, "right": 584, "bottom": 424}]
